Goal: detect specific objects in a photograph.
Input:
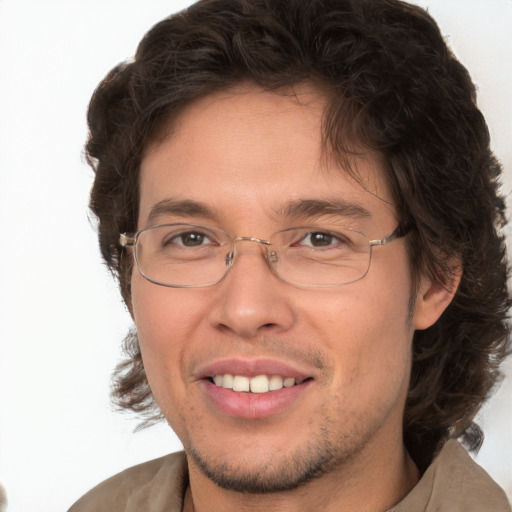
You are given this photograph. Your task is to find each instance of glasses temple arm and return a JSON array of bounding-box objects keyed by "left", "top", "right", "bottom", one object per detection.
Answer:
[
  {"left": 119, "top": 233, "right": 136, "bottom": 247},
  {"left": 370, "top": 224, "right": 411, "bottom": 247}
]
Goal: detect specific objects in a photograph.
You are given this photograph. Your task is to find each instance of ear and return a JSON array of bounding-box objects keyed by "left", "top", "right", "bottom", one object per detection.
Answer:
[{"left": 412, "top": 262, "right": 462, "bottom": 331}]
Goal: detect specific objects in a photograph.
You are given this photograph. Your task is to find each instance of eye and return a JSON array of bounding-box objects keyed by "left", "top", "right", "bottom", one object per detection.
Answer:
[
  {"left": 297, "top": 231, "right": 348, "bottom": 248},
  {"left": 167, "top": 231, "right": 214, "bottom": 247}
]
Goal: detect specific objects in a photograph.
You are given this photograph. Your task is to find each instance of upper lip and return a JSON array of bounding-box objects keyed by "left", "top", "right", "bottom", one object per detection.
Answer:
[{"left": 195, "top": 357, "right": 313, "bottom": 381}]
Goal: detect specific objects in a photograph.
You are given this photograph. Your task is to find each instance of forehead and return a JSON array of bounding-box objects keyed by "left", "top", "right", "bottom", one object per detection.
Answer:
[{"left": 139, "top": 85, "right": 395, "bottom": 231}]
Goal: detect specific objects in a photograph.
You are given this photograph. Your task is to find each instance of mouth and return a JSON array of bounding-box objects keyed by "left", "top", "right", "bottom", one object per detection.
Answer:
[
  {"left": 197, "top": 359, "right": 315, "bottom": 419},
  {"left": 208, "top": 374, "right": 312, "bottom": 393}
]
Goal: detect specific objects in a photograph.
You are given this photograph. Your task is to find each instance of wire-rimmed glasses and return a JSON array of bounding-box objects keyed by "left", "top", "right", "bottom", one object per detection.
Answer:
[{"left": 119, "top": 223, "right": 408, "bottom": 288}]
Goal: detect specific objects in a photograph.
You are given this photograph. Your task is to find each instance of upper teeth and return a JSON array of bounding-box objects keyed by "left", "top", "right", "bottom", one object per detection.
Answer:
[{"left": 213, "top": 374, "right": 297, "bottom": 393}]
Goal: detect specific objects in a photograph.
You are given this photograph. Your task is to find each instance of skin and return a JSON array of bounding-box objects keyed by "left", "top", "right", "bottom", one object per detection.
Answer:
[{"left": 130, "top": 84, "right": 457, "bottom": 512}]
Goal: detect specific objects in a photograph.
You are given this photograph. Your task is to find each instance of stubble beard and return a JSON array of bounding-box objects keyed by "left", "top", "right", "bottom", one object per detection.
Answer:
[{"left": 186, "top": 420, "right": 376, "bottom": 494}]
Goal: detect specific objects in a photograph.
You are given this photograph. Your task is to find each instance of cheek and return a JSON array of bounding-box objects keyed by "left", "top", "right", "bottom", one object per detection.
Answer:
[
  {"left": 129, "top": 275, "right": 207, "bottom": 408},
  {"left": 358, "top": 274, "right": 414, "bottom": 371},
  {"left": 131, "top": 272, "right": 206, "bottom": 344},
  {"left": 306, "top": 266, "right": 414, "bottom": 399}
]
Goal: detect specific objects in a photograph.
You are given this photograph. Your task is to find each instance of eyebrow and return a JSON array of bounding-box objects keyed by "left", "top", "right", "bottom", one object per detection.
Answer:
[
  {"left": 146, "top": 198, "right": 218, "bottom": 225},
  {"left": 278, "top": 198, "right": 372, "bottom": 221},
  {"left": 145, "top": 197, "right": 372, "bottom": 227}
]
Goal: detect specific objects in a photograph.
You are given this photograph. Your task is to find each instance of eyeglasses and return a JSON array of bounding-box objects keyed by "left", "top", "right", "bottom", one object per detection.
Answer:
[{"left": 119, "top": 223, "right": 408, "bottom": 288}]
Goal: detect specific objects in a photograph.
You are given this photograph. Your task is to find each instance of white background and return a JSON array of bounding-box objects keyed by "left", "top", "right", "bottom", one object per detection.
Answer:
[{"left": 0, "top": 1, "right": 511, "bottom": 511}]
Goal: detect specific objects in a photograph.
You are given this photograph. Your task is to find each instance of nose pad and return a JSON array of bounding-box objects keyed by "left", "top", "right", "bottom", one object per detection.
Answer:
[
  {"left": 225, "top": 251, "right": 234, "bottom": 267},
  {"left": 268, "top": 250, "right": 279, "bottom": 264}
]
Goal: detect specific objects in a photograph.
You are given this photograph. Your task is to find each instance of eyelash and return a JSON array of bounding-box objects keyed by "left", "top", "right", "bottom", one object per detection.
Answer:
[
  {"left": 166, "top": 231, "right": 215, "bottom": 247},
  {"left": 294, "top": 231, "right": 350, "bottom": 248}
]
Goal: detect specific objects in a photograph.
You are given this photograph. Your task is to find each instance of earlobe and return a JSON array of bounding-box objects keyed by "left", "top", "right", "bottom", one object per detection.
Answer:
[{"left": 412, "top": 263, "right": 462, "bottom": 331}]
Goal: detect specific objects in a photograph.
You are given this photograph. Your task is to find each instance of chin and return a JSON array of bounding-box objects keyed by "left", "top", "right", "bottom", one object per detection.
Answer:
[{"left": 186, "top": 425, "right": 372, "bottom": 495}]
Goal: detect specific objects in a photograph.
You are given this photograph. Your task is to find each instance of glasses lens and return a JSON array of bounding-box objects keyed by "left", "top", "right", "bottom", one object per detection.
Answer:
[
  {"left": 133, "top": 224, "right": 372, "bottom": 288},
  {"left": 270, "top": 227, "right": 371, "bottom": 286},
  {"left": 135, "top": 224, "right": 229, "bottom": 287}
]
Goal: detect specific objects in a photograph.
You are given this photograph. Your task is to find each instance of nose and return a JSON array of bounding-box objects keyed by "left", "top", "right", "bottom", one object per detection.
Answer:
[{"left": 208, "top": 239, "right": 296, "bottom": 339}]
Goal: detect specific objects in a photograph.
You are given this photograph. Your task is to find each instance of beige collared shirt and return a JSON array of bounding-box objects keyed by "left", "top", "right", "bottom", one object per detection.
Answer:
[{"left": 68, "top": 440, "right": 511, "bottom": 511}]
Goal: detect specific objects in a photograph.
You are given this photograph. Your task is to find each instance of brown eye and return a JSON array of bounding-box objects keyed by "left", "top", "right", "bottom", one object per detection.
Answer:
[
  {"left": 308, "top": 232, "right": 333, "bottom": 247},
  {"left": 297, "top": 232, "right": 337, "bottom": 247},
  {"left": 179, "top": 232, "right": 206, "bottom": 246},
  {"left": 292, "top": 230, "right": 353, "bottom": 250},
  {"left": 162, "top": 231, "right": 212, "bottom": 248}
]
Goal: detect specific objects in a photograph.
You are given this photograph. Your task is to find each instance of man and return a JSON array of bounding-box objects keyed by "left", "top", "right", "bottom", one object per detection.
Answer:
[{"left": 69, "top": 0, "right": 511, "bottom": 510}]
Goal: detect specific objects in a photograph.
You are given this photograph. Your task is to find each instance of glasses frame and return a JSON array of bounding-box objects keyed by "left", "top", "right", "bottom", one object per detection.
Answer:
[{"left": 119, "top": 223, "right": 409, "bottom": 288}]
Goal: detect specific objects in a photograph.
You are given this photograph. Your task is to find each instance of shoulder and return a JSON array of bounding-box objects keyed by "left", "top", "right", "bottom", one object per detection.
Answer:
[
  {"left": 391, "top": 440, "right": 511, "bottom": 512},
  {"left": 67, "top": 451, "right": 188, "bottom": 512}
]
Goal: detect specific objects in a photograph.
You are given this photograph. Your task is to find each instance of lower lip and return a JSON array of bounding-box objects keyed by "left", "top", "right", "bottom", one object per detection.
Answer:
[{"left": 200, "top": 379, "right": 312, "bottom": 419}]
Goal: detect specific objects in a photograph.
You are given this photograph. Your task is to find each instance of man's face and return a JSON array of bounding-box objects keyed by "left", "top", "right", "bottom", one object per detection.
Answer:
[{"left": 131, "top": 85, "right": 422, "bottom": 492}]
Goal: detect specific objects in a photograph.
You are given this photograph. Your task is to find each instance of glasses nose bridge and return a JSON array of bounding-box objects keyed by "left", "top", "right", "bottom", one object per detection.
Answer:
[
  {"left": 226, "top": 235, "right": 272, "bottom": 267},
  {"left": 232, "top": 235, "right": 271, "bottom": 246}
]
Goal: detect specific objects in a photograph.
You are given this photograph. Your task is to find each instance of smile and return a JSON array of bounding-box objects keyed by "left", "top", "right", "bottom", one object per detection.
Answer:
[
  {"left": 211, "top": 374, "right": 307, "bottom": 393},
  {"left": 197, "top": 358, "right": 315, "bottom": 418}
]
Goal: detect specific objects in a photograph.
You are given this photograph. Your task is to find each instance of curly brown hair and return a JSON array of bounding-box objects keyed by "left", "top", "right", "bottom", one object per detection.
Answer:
[{"left": 85, "top": 0, "right": 510, "bottom": 471}]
